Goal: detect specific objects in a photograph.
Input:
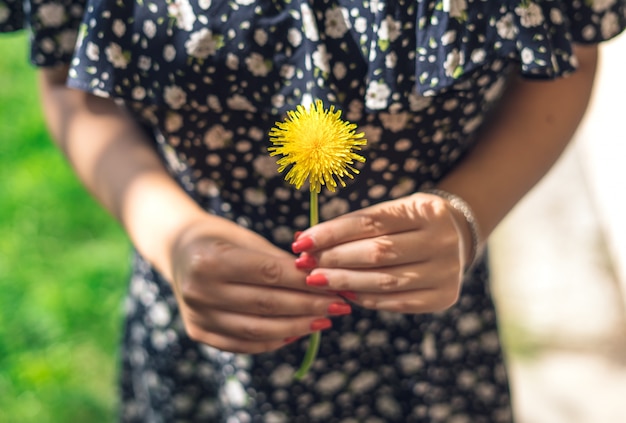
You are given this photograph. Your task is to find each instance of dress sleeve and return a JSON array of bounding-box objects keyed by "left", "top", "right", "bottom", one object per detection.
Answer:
[
  {"left": 565, "top": 0, "right": 626, "bottom": 43},
  {"left": 411, "top": 0, "right": 626, "bottom": 97},
  {"left": 0, "top": 0, "right": 87, "bottom": 66}
]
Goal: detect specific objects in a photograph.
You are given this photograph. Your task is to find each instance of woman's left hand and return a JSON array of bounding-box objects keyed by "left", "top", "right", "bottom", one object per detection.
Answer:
[{"left": 292, "top": 192, "right": 473, "bottom": 314}]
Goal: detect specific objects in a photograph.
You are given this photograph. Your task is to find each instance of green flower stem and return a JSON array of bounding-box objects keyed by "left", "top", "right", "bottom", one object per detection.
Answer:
[
  {"left": 309, "top": 190, "right": 319, "bottom": 227},
  {"left": 294, "top": 331, "right": 321, "bottom": 380},
  {"left": 294, "top": 190, "right": 320, "bottom": 381}
]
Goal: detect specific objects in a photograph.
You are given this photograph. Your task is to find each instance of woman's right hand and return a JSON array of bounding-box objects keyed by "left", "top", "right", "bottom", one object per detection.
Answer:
[
  {"left": 169, "top": 219, "right": 350, "bottom": 354},
  {"left": 36, "top": 71, "right": 345, "bottom": 355}
]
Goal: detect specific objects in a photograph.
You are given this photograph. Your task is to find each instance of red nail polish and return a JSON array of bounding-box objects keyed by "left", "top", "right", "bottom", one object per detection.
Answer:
[
  {"left": 294, "top": 231, "right": 303, "bottom": 241},
  {"left": 310, "top": 318, "right": 332, "bottom": 331},
  {"left": 337, "top": 291, "right": 358, "bottom": 301},
  {"left": 327, "top": 302, "right": 352, "bottom": 316},
  {"left": 284, "top": 336, "right": 301, "bottom": 344},
  {"left": 295, "top": 254, "right": 317, "bottom": 269},
  {"left": 306, "top": 273, "right": 328, "bottom": 286},
  {"left": 292, "top": 236, "right": 314, "bottom": 254}
]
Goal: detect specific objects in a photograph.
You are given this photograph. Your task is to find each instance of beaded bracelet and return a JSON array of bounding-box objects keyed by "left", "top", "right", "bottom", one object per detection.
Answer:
[{"left": 423, "top": 189, "right": 482, "bottom": 272}]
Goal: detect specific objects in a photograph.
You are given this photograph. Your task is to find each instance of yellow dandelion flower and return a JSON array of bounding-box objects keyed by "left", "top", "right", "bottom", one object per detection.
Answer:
[
  {"left": 268, "top": 100, "right": 367, "bottom": 193},
  {"left": 267, "top": 100, "right": 367, "bottom": 381}
]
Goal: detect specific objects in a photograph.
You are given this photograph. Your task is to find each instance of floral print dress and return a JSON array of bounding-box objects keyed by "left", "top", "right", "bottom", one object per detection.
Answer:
[{"left": 2, "top": 0, "right": 625, "bottom": 422}]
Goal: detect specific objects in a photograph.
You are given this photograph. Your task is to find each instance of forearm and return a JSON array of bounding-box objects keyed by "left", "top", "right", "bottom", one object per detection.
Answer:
[
  {"left": 437, "top": 44, "right": 599, "bottom": 246},
  {"left": 38, "top": 66, "right": 208, "bottom": 281}
]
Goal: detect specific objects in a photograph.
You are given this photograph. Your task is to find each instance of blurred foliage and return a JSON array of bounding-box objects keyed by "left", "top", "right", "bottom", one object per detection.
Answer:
[{"left": 0, "top": 33, "right": 129, "bottom": 422}]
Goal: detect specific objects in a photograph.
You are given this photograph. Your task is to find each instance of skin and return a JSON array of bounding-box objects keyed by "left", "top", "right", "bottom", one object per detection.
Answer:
[
  {"left": 301, "top": 44, "right": 599, "bottom": 314},
  {"left": 38, "top": 44, "right": 598, "bottom": 354}
]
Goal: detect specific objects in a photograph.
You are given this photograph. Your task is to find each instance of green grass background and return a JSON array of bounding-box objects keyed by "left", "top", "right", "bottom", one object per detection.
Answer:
[{"left": 0, "top": 33, "right": 130, "bottom": 422}]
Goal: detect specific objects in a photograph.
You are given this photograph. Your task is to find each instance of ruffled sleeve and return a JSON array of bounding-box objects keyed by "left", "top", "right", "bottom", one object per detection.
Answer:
[
  {"left": 0, "top": 0, "right": 25, "bottom": 32},
  {"left": 412, "top": 0, "right": 626, "bottom": 96},
  {"left": 567, "top": 0, "right": 626, "bottom": 43},
  {"left": 0, "top": 0, "right": 86, "bottom": 66}
]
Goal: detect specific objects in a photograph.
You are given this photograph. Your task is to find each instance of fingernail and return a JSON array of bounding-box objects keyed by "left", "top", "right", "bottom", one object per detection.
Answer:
[
  {"left": 292, "top": 236, "right": 314, "bottom": 254},
  {"left": 295, "top": 254, "right": 317, "bottom": 269},
  {"left": 284, "top": 336, "right": 301, "bottom": 344},
  {"left": 310, "top": 318, "right": 332, "bottom": 331},
  {"left": 337, "top": 291, "right": 358, "bottom": 301},
  {"left": 294, "top": 231, "right": 303, "bottom": 241},
  {"left": 306, "top": 273, "right": 328, "bottom": 286},
  {"left": 327, "top": 302, "right": 352, "bottom": 316}
]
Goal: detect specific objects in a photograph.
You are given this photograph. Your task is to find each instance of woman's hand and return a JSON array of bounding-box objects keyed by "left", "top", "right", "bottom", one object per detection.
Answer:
[
  {"left": 292, "top": 45, "right": 599, "bottom": 316},
  {"left": 37, "top": 71, "right": 347, "bottom": 355},
  {"left": 169, "top": 218, "right": 350, "bottom": 354},
  {"left": 291, "top": 193, "right": 473, "bottom": 314}
]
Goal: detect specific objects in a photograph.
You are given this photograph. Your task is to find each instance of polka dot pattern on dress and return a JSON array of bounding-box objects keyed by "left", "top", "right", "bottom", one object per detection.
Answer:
[{"left": 2, "top": 0, "right": 625, "bottom": 422}]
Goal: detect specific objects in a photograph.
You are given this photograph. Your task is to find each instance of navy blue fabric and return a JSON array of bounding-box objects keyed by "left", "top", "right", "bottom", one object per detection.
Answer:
[{"left": 2, "top": 0, "right": 625, "bottom": 421}]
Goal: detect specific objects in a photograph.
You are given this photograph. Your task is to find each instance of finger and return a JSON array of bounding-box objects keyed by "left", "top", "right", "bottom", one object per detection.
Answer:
[
  {"left": 188, "top": 240, "right": 308, "bottom": 289},
  {"left": 193, "top": 283, "right": 352, "bottom": 318},
  {"left": 187, "top": 308, "right": 334, "bottom": 344},
  {"left": 349, "top": 288, "right": 461, "bottom": 314},
  {"left": 305, "top": 258, "right": 461, "bottom": 293},
  {"left": 184, "top": 329, "right": 289, "bottom": 354},
  {"left": 240, "top": 231, "right": 297, "bottom": 259},
  {"left": 208, "top": 221, "right": 293, "bottom": 260},
  {"left": 312, "top": 228, "right": 458, "bottom": 269},
  {"left": 293, "top": 194, "right": 447, "bottom": 252}
]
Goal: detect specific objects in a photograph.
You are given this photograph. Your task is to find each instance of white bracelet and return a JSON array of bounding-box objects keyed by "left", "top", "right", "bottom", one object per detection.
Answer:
[{"left": 424, "top": 189, "right": 482, "bottom": 271}]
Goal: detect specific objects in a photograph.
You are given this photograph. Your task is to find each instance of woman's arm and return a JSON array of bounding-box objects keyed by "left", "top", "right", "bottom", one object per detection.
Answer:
[
  {"left": 39, "top": 65, "right": 208, "bottom": 282},
  {"left": 38, "top": 66, "right": 345, "bottom": 353},
  {"left": 437, "top": 44, "right": 599, "bottom": 250}
]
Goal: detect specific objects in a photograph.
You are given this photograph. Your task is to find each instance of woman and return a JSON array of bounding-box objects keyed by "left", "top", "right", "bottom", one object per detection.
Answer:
[{"left": 2, "top": 0, "right": 624, "bottom": 421}]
